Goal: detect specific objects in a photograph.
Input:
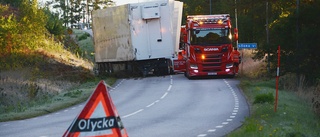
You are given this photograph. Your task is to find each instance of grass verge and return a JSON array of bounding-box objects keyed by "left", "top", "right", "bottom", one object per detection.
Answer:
[
  {"left": 228, "top": 78, "right": 320, "bottom": 137},
  {"left": 0, "top": 29, "right": 111, "bottom": 122},
  {"left": 0, "top": 77, "right": 116, "bottom": 122}
]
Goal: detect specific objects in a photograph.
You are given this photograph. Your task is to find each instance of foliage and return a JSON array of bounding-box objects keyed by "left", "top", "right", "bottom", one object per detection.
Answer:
[
  {"left": 51, "top": 0, "right": 115, "bottom": 28},
  {"left": 179, "top": 0, "right": 320, "bottom": 83},
  {"left": 0, "top": 0, "right": 50, "bottom": 70},
  {"left": 63, "top": 89, "right": 83, "bottom": 98},
  {"left": 63, "top": 33, "right": 83, "bottom": 57},
  {"left": 0, "top": 0, "right": 23, "bottom": 7},
  {"left": 179, "top": 0, "right": 235, "bottom": 24},
  {"left": 268, "top": 0, "right": 320, "bottom": 82},
  {"left": 77, "top": 32, "right": 90, "bottom": 41},
  {"left": 43, "top": 7, "right": 65, "bottom": 40},
  {"left": 254, "top": 93, "right": 274, "bottom": 104},
  {"left": 229, "top": 79, "right": 320, "bottom": 137},
  {"left": 313, "top": 84, "right": 320, "bottom": 115},
  {"left": 0, "top": 0, "right": 96, "bottom": 122}
]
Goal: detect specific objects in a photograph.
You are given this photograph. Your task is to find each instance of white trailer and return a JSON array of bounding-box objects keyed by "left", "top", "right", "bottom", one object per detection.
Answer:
[{"left": 92, "top": 0, "right": 183, "bottom": 76}]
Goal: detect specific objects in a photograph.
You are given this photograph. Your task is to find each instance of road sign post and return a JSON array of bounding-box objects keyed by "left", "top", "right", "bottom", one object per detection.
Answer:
[{"left": 237, "top": 43, "right": 257, "bottom": 74}]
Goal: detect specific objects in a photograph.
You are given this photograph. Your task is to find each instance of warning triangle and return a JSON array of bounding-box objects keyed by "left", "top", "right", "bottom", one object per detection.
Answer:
[{"left": 63, "top": 80, "right": 128, "bottom": 137}]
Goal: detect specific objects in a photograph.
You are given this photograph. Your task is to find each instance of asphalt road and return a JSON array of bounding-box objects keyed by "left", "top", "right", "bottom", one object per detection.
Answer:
[{"left": 0, "top": 74, "right": 249, "bottom": 137}]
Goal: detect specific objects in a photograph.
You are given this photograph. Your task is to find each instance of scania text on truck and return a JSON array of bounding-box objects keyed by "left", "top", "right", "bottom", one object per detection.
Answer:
[
  {"left": 174, "top": 14, "right": 239, "bottom": 78},
  {"left": 92, "top": 0, "right": 183, "bottom": 76}
]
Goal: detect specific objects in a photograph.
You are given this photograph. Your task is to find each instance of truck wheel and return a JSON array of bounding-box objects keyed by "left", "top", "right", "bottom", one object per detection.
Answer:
[
  {"left": 142, "top": 71, "right": 148, "bottom": 77},
  {"left": 184, "top": 70, "right": 192, "bottom": 79},
  {"left": 158, "top": 66, "right": 168, "bottom": 76},
  {"left": 169, "top": 67, "right": 174, "bottom": 75}
]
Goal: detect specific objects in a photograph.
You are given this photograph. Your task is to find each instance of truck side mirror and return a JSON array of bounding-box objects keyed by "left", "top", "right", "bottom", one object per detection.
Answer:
[{"left": 234, "top": 28, "right": 238, "bottom": 41}]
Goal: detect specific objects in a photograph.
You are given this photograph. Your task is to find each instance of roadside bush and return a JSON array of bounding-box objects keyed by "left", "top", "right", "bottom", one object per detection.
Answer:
[
  {"left": 279, "top": 73, "right": 307, "bottom": 91},
  {"left": 63, "top": 90, "right": 83, "bottom": 98},
  {"left": 313, "top": 84, "right": 320, "bottom": 115},
  {"left": 44, "top": 8, "right": 65, "bottom": 41},
  {"left": 64, "top": 34, "right": 83, "bottom": 57},
  {"left": 77, "top": 33, "right": 91, "bottom": 41},
  {"left": 253, "top": 93, "right": 274, "bottom": 104}
]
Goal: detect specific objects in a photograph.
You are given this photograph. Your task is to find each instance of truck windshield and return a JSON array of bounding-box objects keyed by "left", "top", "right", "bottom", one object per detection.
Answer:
[{"left": 190, "top": 28, "right": 231, "bottom": 45}]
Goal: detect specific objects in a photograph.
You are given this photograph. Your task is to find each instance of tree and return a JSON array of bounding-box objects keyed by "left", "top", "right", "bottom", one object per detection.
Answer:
[
  {"left": 268, "top": 0, "right": 320, "bottom": 82},
  {"left": 51, "top": 0, "right": 114, "bottom": 28},
  {"left": 0, "top": 0, "right": 23, "bottom": 7},
  {"left": 178, "top": 0, "right": 235, "bottom": 24},
  {"left": 178, "top": 0, "right": 320, "bottom": 82},
  {"left": 0, "top": 0, "right": 51, "bottom": 69},
  {"left": 43, "top": 7, "right": 65, "bottom": 40}
]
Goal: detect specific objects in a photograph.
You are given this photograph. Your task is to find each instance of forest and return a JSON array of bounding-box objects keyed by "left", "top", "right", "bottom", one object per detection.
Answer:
[
  {"left": 1, "top": 0, "right": 320, "bottom": 85},
  {"left": 180, "top": 0, "right": 320, "bottom": 85}
]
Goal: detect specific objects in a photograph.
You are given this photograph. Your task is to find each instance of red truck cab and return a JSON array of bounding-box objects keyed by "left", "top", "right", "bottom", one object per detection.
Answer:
[{"left": 174, "top": 14, "right": 239, "bottom": 78}]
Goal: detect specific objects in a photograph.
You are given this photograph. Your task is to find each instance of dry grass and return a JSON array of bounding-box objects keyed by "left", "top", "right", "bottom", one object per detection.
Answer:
[
  {"left": 279, "top": 73, "right": 320, "bottom": 115},
  {"left": 238, "top": 49, "right": 267, "bottom": 78},
  {"left": 0, "top": 30, "right": 95, "bottom": 115},
  {"left": 237, "top": 49, "right": 320, "bottom": 116},
  {"left": 229, "top": 51, "right": 320, "bottom": 136}
]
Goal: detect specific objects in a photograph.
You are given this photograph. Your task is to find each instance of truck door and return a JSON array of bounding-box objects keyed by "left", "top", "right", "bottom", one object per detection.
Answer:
[{"left": 145, "top": 19, "right": 162, "bottom": 58}]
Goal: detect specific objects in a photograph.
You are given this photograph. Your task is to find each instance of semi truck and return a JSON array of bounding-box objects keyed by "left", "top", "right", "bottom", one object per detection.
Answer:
[
  {"left": 174, "top": 14, "right": 239, "bottom": 78},
  {"left": 91, "top": 0, "right": 183, "bottom": 76}
]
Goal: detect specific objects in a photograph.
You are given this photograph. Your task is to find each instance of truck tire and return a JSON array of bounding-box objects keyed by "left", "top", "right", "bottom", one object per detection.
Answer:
[{"left": 184, "top": 69, "right": 192, "bottom": 79}]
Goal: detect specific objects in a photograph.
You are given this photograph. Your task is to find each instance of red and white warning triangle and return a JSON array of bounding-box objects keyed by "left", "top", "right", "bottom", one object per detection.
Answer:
[{"left": 63, "top": 80, "right": 128, "bottom": 137}]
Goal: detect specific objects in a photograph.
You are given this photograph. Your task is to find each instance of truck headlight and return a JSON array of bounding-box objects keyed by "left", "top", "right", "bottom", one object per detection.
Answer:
[
  {"left": 190, "top": 64, "right": 198, "bottom": 69},
  {"left": 226, "top": 63, "right": 233, "bottom": 68}
]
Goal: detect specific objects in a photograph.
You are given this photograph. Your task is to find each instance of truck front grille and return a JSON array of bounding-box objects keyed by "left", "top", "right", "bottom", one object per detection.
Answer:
[{"left": 201, "top": 53, "right": 223, "bottom": 72}]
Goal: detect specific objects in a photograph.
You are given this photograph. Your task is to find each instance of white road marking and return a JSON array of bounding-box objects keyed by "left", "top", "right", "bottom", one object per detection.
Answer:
[
  {"left": 222, "top": 122, "right": 229, "bottom": 125},
  {"left": 123, "top": 109, "right": 144, "bottom": 118},
  {"left": 123, "top": 75, "right": 174, "bottom": 118},
  {"left": 216, "top": 125, "right": 223, "bottom": 128},
  {"left": 146, "top": 102, "right": 156, "bottom": 108},
  {"left": 198, "top": 79, "right": 241, "bottom": 136},
  {"left": 197, "top": 134, "right": 207, "bottom": 137},
  {"left": 161, "top": 92, "right": 168, "bottom": 99},
  {"left": 167, "top": 85, "right": 172, "bottom": 91}
]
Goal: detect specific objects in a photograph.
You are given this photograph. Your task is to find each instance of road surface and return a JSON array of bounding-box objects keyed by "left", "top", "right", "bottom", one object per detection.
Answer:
[{"left": 0, "top": 74, "right": 249, "bottom": 137}]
